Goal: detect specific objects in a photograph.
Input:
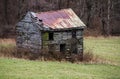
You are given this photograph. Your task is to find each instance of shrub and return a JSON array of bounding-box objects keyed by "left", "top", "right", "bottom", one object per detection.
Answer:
[
  {"left": 0, "top": 39, "right": 16, "bottom": 57},
  {"left": 0, "top": 39, "right": 100, "bottom": 63},
  {"left": 83, "top": 50, "right": 94, "bottom": 62}
]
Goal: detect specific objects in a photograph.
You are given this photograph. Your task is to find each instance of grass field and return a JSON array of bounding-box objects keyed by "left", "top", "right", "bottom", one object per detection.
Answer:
[
  {"left": 0, "top": 37, "right": 120, "bottom": 79},
  {"left": 84, "top": 36, "right": 120, "bottom": 64},
  {"left": 0, "top": 58, "right": 120, "bottom": 79}
]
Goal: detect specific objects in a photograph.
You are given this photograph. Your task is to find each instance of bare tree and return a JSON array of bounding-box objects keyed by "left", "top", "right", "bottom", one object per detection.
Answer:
[
  {"left": 4, "top": 0, "right": 9, "bottom": 24},
  {"left": 66, "top": 0, "right": 70, "bottom": 8},
  {"left": 107, "top": 0, "right": 111, "bottom": 35},
  {"left": 58, "top": 0, "right": 62, "bottom": 9}
]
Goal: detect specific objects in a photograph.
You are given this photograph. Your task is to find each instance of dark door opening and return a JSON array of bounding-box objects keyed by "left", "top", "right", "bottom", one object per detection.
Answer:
[{"left": 60, "top": 44, "right": 66, "bottom": 53}]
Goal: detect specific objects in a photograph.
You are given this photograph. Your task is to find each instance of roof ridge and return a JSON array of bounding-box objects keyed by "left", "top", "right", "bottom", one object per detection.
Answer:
[{"left": 36, "top": 8, "right": 72, "bottom": 14}]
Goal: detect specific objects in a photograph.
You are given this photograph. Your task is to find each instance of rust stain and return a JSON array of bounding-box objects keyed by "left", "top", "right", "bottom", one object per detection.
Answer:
[{"left": 36, "top": 8, "right": 85, "bottom": 29}]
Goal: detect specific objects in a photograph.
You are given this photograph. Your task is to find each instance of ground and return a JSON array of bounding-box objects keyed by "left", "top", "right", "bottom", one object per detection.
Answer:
[
  {"left": 84, "top": 36, "right": 120, "bottom": 65},
  {"left": 0, "top": 36, "right": 120, "bottom": 79},
  {"left": 0, "top": 58, "right": 120, "bottom": 79}
]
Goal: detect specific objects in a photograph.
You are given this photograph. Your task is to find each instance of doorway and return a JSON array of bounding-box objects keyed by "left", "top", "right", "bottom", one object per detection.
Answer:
[{"left": 60, "top": 44, "right": 66, "bottom": 53}]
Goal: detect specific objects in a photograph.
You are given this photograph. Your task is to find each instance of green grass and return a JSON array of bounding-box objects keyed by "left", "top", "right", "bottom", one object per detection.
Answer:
[
  {"left": 0, "top": 58, "right": 120, "bottom": 79},
  {"left": 0, "top": 37, "right": 120, "bottom": 79},
  {"left": 84, "top": 36, "right": 120, "bottom": 64}
]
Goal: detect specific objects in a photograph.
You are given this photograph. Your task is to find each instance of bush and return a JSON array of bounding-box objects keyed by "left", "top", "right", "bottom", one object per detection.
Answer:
[
  {"left": 0, "top": 39, "right": 16, "bottom": 57},
  {"left": 83, "top": 50, "right": 94, "bottom": 62},
  {"left": 0, "top": 39, "right": 100, "bottom": 63}
]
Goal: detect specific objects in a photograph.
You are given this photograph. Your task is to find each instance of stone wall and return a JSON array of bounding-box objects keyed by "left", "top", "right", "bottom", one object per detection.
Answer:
[
  {"left": 16, "top": 21, "right": 42, "bottom": 53},
  {"left": 42, "top": 30, "right": 83, "bottom": 54}
]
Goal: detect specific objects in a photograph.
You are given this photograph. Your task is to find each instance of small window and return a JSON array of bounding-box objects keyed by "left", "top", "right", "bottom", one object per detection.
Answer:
[
  {"left": 49, "top": 32, "right": 54, "bottom": 40},
  {"left": 60, "top": 44, "right": 66, "bottom": 53}
]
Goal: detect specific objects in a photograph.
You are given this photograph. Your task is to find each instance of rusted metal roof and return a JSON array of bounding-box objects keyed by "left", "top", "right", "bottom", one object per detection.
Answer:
[{"left": 35, "top": 8, "right": 86, "bottom": 29}]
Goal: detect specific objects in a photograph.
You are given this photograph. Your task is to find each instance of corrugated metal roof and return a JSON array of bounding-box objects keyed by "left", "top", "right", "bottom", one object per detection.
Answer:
[{"left": 35, "top": 8, "right": 86, "bottom": 29}]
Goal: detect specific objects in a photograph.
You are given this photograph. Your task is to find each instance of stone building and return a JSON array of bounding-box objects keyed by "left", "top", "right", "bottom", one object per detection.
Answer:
[{"left": 16, "top": 8, "right": 86, "bottom": 56}]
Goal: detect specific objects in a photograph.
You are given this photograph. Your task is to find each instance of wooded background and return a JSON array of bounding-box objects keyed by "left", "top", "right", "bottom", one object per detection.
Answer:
[{"left": 0, "top": 0, "right": 120, "bottom": 38}]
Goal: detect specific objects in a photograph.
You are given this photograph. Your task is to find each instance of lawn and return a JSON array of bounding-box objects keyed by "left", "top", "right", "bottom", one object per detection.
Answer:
[
  {"left": 0, "top": 37, "right": 120, "bottom": 79},
  {"left": 0, "top": 58, "right": 120, "bottom": 79},
  {"left": 84, "top": 36, "right": 120, "bottom": 64}
]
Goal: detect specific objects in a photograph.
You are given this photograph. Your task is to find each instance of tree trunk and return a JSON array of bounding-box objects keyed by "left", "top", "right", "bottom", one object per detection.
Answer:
[
  {"left": 66, "top": 0, "right": 70, "bottom": 8},
  {"left": 107, "top": 0, "right": 111, "bottom": 35},
  {"left": 58, "top": 0, "right": 62, "bottom": 9},
  {"left": 4, "top": 0, "right": 9, "bottom": 24}
]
